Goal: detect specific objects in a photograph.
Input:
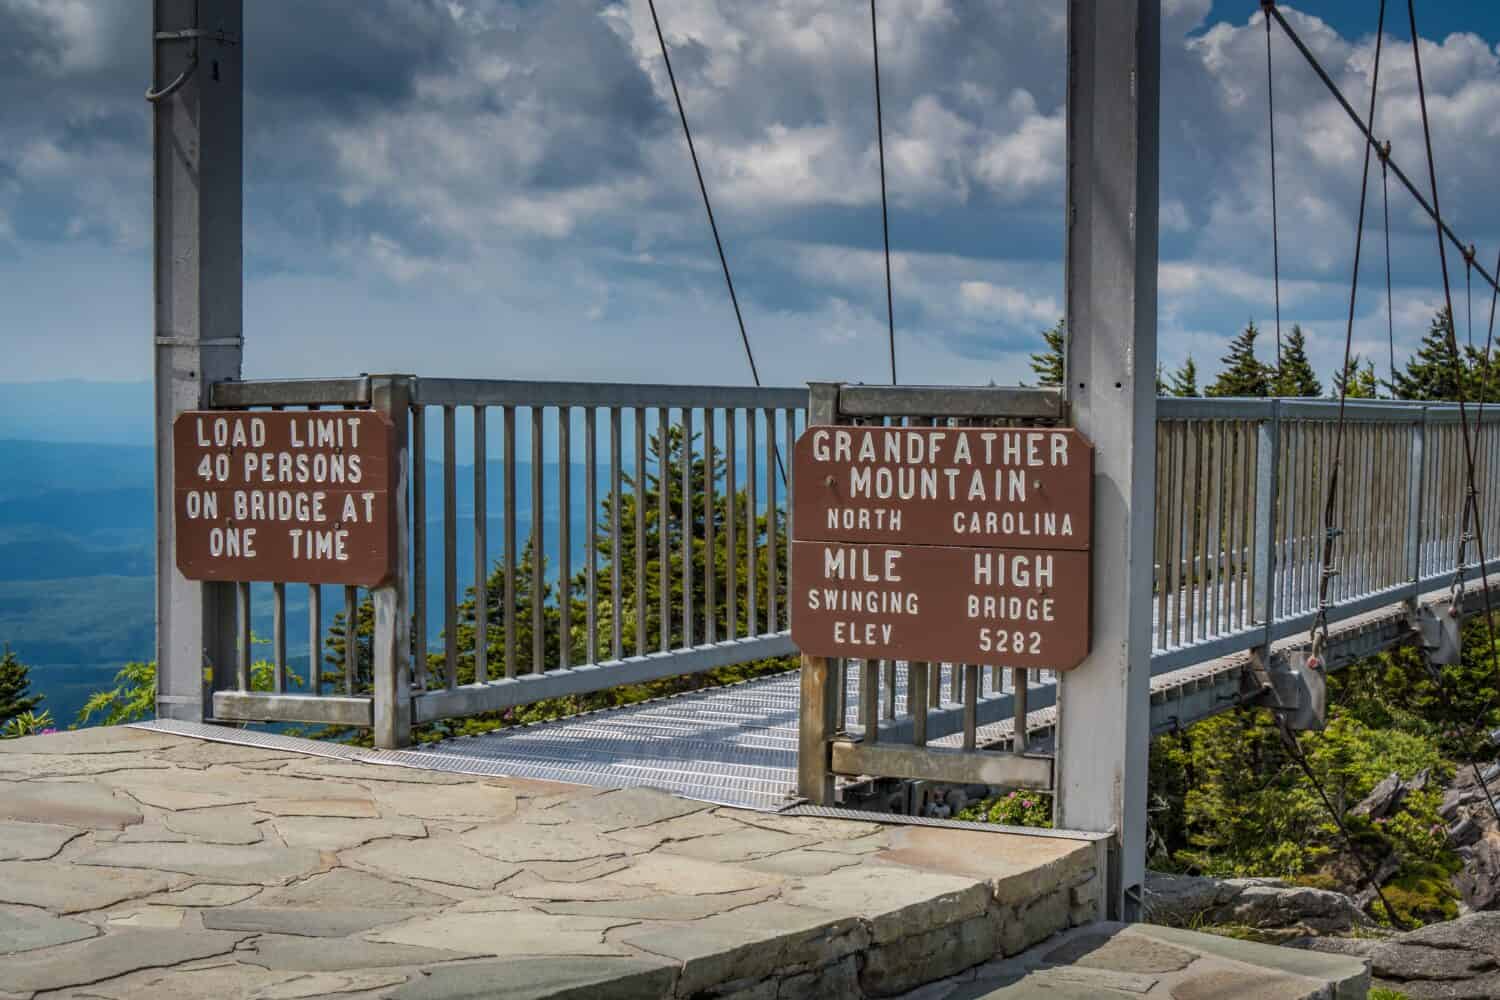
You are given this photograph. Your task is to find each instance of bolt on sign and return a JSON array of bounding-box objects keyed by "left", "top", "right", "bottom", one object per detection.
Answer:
[
  {"left": 791, "top": 424, "right": 1093, "bottom": 669},
  {"left": 173, "top": 411, "right": 396, "bottom": 586}
]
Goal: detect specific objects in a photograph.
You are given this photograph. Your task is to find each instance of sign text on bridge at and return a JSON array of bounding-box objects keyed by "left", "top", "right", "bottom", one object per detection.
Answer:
[{"left": 172, "top": 410, "right": 395, "bottom": 586}]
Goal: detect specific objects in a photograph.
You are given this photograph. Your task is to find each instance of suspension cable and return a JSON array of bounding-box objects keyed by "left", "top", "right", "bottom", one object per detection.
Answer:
[
  {"left": 646, "top": 0, "right": 763, "bottom": 390},
  {"left": 1405, "top": 13, "right": 1500, "bottom": 833},
  {"left": 1468, "top": 249, "right": 1476, "bottom": 353},
  {"left": 1276, "top": 719, "right": 1410, "bottom": 929},
  {"left": 1380, "top": 146, "right": 1396, "bottom": 393},
  {"left": 1311, "top": 0, "right": 1385, "bottom": 656},
  {"left": 1264, "top": 4, "right": 1500, "bottom": 298},
  {"left": 1263, "top": 1, "right": 1284, "bottom": 371},
  {"left": 870, "top": 0, "right": 897, "bottom": 386}
]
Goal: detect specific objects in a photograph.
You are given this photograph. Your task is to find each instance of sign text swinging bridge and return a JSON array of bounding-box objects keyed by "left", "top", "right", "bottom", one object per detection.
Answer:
[{"left": 148, "top": 0, "right": 1500, "bottom": 920}]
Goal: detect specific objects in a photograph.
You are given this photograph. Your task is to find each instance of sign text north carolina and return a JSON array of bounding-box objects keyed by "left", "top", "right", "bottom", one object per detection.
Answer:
[
  {"left": 792, "top": 425, "right": 1091, "bottom": 549},
  {"left": 173, "top": 410, "right": 395, "bottom": 586}
]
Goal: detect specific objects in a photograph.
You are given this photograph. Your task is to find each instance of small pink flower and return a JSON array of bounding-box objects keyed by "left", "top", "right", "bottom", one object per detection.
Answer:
[
  {"left": 1008, "top": 791, "right": 1018, "bottom": 799},
  {"left": 1374, "top": 818, "right": 1388, "bottom": 825},
  {"left": 1022, "top": 800, "right": 1034, "bottom": 809},
  {"left": 40, "top": 728, "right": 56, "bottom": 735}
]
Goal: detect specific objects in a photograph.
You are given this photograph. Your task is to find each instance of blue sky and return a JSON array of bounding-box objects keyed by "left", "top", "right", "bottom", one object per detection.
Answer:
[{"left": 4, "top": 1, "right": 1500, "bottom": 399}]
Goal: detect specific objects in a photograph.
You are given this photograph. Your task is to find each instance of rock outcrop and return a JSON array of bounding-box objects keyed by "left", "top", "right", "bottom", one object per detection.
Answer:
[
  {"left": 1298, "top": 911, "right": 1500, "bottom": 999},
  {"left": 1143, "top": 872, "right": 1368, "bottom": 935}
]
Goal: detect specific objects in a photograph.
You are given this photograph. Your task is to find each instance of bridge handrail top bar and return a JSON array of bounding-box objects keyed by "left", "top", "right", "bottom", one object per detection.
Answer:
[
  {"left": 833, "top": 384, "right": 1064, "bottom": 419},
  {"left": 206, "top": 378, "right": 1494, "bottom": 424},
  {"left": 210, "top": 377, "right": 373, "bottom": 407},
  {"left": 413, "top": 378, "right": 807, "bottom": 410},
  {"left": 208, "top": 376, "right": 808, "bottom": 410},
  {"left": 1159, "top": 396, "right": 1499, "bottom": 422}
]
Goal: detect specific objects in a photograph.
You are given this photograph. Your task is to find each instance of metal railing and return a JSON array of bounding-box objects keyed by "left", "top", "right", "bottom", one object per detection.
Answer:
[
  {"left": 201, "top": 380, "right": 1499, "bottom": 756},
  {"left": 1150, "top": 397, "right": 1500, "bottom": 674},
  {"left": 207, "top": 375, "right": 806, "bottom": 744}
]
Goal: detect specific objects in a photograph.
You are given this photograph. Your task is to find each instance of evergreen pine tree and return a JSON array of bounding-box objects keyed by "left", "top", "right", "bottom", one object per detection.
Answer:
[
  {"left": 1332, "top": 355, "right": 1378, "bottom": 400},
  {"left": 1391, "top": 308, "right": 1466, "bottom": 401},
  {"left": 0, "top": 646, "right": 41, "bottom": 727},
  {"left": 1029, "top": 319, "right": 1065, "bottom": 387},
  {"left": 1274, "top": 324, "right": 1322, "bottom": 397},
  {"left": 1168, "top": 356, "right": 1200, "bottom": 397},
  {"left": 1207, "top": 321, "right": 1273, "bottom": 398}
]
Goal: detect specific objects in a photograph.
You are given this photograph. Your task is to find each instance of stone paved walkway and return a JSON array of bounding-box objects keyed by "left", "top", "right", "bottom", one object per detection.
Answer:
[{"left": 0, "top": 726, "right": 1104, "bottom": 999}]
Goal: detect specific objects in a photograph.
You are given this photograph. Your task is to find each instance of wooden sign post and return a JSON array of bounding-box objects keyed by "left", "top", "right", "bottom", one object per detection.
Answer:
[{"left": 791, "top": 424, "right": 1092, "bottom": 670}]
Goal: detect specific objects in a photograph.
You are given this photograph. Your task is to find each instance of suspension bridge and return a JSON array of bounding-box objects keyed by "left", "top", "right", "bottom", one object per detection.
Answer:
[{"left": 13, "top": 1, "right": 1490, "bottom": 994}]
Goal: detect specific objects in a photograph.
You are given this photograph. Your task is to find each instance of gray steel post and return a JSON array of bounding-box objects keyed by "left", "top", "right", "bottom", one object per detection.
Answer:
[
  {"left": 370, "top": 376, "right": 415, "bottom": 748},
  {"left": 1254, "top": 400, "right": 1282, "bottom": 646},
  {"left": 1406, "top": 409, "right": 1427, "bottom": 599},
  {"left": 152, "top": 0, "right": 243, "bottom": 722},
  {"left": 798, "top": 382, "right": 843, "bottom": 803},
  {"left": 1054, "top": 0, "right": 1159, "bottom": 921}
]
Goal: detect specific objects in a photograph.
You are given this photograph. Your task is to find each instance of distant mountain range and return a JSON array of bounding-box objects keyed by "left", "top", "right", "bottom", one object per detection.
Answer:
[{"left": 0, "top": 428, "right": 577, "bottom": 725}]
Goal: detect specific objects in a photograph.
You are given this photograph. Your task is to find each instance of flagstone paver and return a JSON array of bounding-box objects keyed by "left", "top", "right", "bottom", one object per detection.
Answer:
[
  {"left": 0, "top": 781, "right": 144, "bottom": 828},
  {"left": 0, "top": 860, "right": 182, "bottom": 912},
  {"left": 269, "top": 813, "right": 426, "bottom": 851},
  {"left": 0, "top": 819, "right": 85, "bottom": 860},
  {"left": 0, "top": 724, "right": 1138, "bottom": 999},
  {"left": 369, "top": 909, "right": 638, "bottom": 957},
  {"left": 75, "top": 842, "right": 330, "bottom": 884},
  {"left": 345, "top": 837, "right": 522, "bottom": 890},
  {"left": 0, "top": 905, "right": 98, "bottom": 955}
]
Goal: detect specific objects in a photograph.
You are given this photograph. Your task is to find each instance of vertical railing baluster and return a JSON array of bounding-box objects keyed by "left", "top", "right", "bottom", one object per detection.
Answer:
[
  {"left": 308, "top": 582, "right": 321, "bottom": 694},
  {"left": 882, "top": 659, "right": 895, "bottom": 719},
  {"left": 1253, "top": 403, "right": 1279, "bottom": 645},
  {"left": 635, "top": 409, "right": 647, "bottom": 659},
  {"left": 860, "top": 659, "right": 878, "bottom": 743},
  {"left": 503, "top": 405, "right": 517, "bottom": 679},
  {"left": 1282, "top": 420, "right": 1297, "bottom": 615},
  {"left": 747, "top": 409, "right": 758, "bottom": 635},
  {"left": 962, "top": 664, "right": 979, "bottom": 751},
  {"left": 681, "top": 407, "right": 694, "bottom": 648},
  {"left": 272, "top": 582, "right": 286, "bottom": 694},
  {"left": 1206, "top": 420, "right": 1219, "bottom": 629},
  {"left": 558, "top": 407, "right": 571, "bottom": 670},
  {"left": 765, "top": 408, "right": 778, "bottom": 631},
  {"left": 307, "top": 402, "right": 323, "bottom": 695},
  {"left": 785, "top": 408, "right": 796, "bottom": 558},
  {"left": 1013, "top": 666, "right": 1029, "bottom": 754},
  {"left": 531, "top": 407, "right": 544, "bottom": 673},
  {"left": 443, "top": 405, "right": 457, "bottom": 689},
  {"left": 1185, "top": 422, "right": 1201, "bottom": 641},
  {"left": 1154, "top": 423, "right": 1169, "bottom": 648},
  {"left": 343, "top": 585, "right": 356, "bottom": 694},
  {"left": 726, "top": 409, "right": 738, "bottom": 640},
  {"left": 474, "top": 407, "right": 488, "bottom": 684},
  {"left": 704, "top": 408, "right": 716, "bottom": 643},
  {"left": 611, "top": 407, "right": 623, "bottom": 660},
  {"left": 1167, "top": 423, "right": 1183, "bottom": 645},
  {"left": 658, "top": 407, "right": 669, "bottom": 651},
  {"left": 586, "top": 408, "right": 598, "bottom": 663},
  {"left": 412, "top": 406, "right": 428, "bottom": 690},
  {"left": 236, "top": 581, "right": 251, "bottom": 691},
  {"left": 911, "top": 662, "right": 929, "bottom": 746}
]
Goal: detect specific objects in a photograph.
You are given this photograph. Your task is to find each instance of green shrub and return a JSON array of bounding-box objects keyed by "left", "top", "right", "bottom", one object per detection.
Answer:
[{"left": 957, "top": 790, "right": 1052, "bottom": 828}]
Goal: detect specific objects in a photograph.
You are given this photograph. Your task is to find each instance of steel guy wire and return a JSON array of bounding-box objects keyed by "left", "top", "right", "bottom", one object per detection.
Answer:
[{"left": 871, "top": 0, "right": 897, "bottom": 386}]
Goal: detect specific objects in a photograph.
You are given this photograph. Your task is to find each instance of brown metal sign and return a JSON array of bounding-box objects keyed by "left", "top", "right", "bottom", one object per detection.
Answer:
[
  {"left": 173, "top": 410, "right": 396, "bottom": 586},
  {"left": 790, "top": 541, "right": 1090, "bottom": 669},
  {"left": 792, "top": 425, "right": 1092, "bottom": 550}
]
